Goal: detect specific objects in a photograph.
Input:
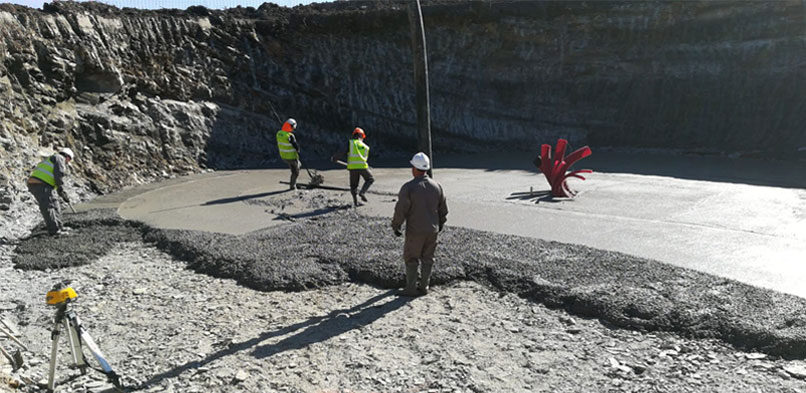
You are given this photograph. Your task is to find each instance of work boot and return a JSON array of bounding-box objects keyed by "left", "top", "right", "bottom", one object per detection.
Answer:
[
  {"left": 289, "top": 184, "right": 298, "bottom": 191},
  {"left": 418, "top": 263, "right": 433, "bottom": 295},
  {"left": 352, "top": 194, "right": 363, "bottom": 207},
  {"left": 400, "top": 263, "right": 419, "bottom": 297},
  {"left": 359, "top": 192, "right": 368, "bottom": 202}
]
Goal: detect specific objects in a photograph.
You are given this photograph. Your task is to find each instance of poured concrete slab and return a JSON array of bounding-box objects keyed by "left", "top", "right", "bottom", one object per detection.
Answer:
[{"left": 87, "top": 152, "right": 806, "bottom": 298}]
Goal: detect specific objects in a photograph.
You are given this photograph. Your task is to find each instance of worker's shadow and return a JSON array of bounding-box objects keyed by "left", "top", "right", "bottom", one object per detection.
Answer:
[
  {"left": 251, "top": 291, "right": 411, "bottom": 359},
  {"left": 506, "top": 190, "right": 558, "bottom": 204},
  {"left": 272, "top": 205, "right": 353, "bottom": 222},
  {"left": 136, "top": 290, "right": 407, "bottom": 390},
  {"left": 202, "top": 190, "right": 291, "bottom": 206},
  {"left": 148, "top": 190, "right": 292, "bottom": 213}
]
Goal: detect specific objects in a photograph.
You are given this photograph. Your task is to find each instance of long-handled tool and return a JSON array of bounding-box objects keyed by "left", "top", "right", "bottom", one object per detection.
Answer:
[{"left": 67, "top": 203, "right": 77, "bottom": 214}]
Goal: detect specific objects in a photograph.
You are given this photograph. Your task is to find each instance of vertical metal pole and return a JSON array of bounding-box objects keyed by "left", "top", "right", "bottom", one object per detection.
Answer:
[{"left": 408, "top": 0, "right": 433, "bottom": 177}]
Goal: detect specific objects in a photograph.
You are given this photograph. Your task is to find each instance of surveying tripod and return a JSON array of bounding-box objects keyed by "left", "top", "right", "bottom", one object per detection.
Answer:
[{"left": 45, "top": 280, "right": 122, "bottom": 392}]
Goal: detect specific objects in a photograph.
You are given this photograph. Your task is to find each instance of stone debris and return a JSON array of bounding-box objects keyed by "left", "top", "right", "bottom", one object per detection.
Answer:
[
  {"left": 783, "top": 364, "right": 806, "bottom": 380},
  {"left": 1, "top": 241, "right": 804, "bottom": 392}
]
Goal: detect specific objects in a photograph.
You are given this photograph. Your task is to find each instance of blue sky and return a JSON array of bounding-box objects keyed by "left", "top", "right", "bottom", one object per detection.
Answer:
[{"left": 7, "top": 0, "right": 317, "bottom": 10}]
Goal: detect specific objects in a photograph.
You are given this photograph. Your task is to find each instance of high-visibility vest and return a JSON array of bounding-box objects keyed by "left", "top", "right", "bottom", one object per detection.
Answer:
[
  {"left": 276, "top": 130, "right": 298, "bottom": 160},
  {"left": 347, "top": 139, "right": 369, "bottom": 170},
  {"left": 30, "top": 157, "right": 58, "bottom": 188}
]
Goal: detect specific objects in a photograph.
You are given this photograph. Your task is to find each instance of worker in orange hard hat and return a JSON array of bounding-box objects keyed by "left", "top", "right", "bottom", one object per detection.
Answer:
[
  {"left": 331, "top": 127, "right": 374, "bottom": 207},
  {"left": 276, "top": 118, "right": 300, "bottom": 190}
]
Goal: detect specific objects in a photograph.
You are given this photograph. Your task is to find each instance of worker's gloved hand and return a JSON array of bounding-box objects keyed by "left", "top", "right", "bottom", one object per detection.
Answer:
[{"left": 393, "top": 229, "right": 402, "bottom": 237}]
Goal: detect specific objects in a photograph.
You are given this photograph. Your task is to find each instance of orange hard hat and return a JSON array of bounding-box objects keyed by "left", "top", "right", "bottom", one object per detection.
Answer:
[{"left": 352, "top": 127, "right": 365, "bottom": 138}]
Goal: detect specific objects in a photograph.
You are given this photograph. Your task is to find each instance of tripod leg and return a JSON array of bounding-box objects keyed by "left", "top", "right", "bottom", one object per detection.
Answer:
[
  {"left": 66, "top": 315, "right": 87, "bottom": 372},
  {"left": 71, "top": 314, "right": 121, "bottom": 388},
  {"left": 47, "top": 322, "right": 61, "bottom": 392}
]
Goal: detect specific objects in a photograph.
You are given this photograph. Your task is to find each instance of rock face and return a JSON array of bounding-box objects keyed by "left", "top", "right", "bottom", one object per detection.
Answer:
[{"left": 1, "top": 1, "right": 804, "bottom": 235}]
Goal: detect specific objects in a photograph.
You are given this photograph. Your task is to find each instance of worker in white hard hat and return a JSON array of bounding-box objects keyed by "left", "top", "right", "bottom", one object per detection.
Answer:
[
  {"left": 391, "top": 152, "right": 448, "bottom": 296},
  {"left": 276, "top": 118, "right": 300, "bottom": 190},
  {"left": 26, "top": 147, "right": 75, "bottom": 236}
]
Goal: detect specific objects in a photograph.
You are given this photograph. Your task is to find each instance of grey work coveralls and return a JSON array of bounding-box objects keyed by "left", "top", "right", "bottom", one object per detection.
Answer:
[{"left": 391, "top": 175, "right": 448, "bottom": 291}]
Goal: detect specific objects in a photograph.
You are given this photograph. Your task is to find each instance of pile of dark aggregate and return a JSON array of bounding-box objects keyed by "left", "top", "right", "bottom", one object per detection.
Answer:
[
  {"left": 13, "top": 208, "right": 806, "bottom": 359},
  {"left": 11, "top": 209, "right": 144, "bottom": 270}
]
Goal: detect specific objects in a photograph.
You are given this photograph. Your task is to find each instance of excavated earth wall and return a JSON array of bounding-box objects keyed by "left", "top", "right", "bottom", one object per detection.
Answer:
[{"left": 1, "top": 1, "right": 805, "bottom": 236}]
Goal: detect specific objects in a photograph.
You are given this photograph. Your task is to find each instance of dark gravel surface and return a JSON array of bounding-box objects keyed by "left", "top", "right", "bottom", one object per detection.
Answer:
[{"left": 12, "top": 209, "right": 806, "bottom": 359}]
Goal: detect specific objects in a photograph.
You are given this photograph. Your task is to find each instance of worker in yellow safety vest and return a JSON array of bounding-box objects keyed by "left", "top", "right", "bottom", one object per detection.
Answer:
[
  {"left": 332, "top": 127, "right": 374, "bottom": 207},
  {"left": 276, "top": 118, "right": 300, "bottom": 190},
  {"left": 27, "top": 147, "right": 75, "bottom": 236}
]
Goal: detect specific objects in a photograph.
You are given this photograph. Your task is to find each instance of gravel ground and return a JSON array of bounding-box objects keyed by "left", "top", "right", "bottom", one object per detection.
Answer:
[
  {"left": 3, "top": 242, "right": 806, "bottom": 393},
  {"left": 12, "top": 195, "right": 806, "bottom": 358},
  {"left": 3, "top": 189, "right": 806, "bottom": 392}
]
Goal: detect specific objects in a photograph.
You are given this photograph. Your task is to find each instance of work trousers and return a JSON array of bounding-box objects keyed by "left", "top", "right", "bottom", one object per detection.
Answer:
[
  {"left": 28, "top": 183, "right": 62, "bottom": 235},
  {"left": 349, "top": 168, "right": 374, "bottom": 196},
  {"left": 403, "top": 232, "right": 438, "bottom": 268},
  {"left": 284, "top": 159, "right": 300, "bottom": 188}
]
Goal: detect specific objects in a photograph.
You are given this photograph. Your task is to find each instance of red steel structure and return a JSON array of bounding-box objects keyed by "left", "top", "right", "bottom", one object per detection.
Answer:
[{"left": 538, "top": 139, "right": 593, "bottom": 198}]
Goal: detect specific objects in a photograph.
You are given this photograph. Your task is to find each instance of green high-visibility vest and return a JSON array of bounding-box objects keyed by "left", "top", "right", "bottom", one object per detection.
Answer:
[
  {"left": 347, "top": 139, "right": 369, "bottom": 170},
  {"left": 30, "top": 157, "right": 58, "bottom": 188},
  {"left": 276, "top": 130, "right": 298, "bottom": 160}
]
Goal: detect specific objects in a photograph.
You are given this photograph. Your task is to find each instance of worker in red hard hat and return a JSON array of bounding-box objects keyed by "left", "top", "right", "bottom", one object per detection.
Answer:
[
  {"left": 276, "top": 118, "right": 300, "bottom": 190},
  {"left": 27, "top": 147, "right": 75, "bottom": 236},
  {"left": 331, "top": 127, "right": 374, "bottom": 207}
]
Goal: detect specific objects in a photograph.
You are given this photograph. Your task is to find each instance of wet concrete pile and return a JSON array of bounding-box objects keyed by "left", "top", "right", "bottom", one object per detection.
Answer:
[{"left": 12, "top": 208, "right": 806, "bottom": 359}]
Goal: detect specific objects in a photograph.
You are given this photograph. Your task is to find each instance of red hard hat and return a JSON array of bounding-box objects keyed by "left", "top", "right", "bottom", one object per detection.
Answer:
[{"left": 352, "top": 127, "right": 365, "bottom": 138}]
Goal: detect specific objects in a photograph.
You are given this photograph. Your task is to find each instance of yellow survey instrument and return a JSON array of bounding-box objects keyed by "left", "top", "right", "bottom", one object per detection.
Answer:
[
  {"left": 44, "top": 280, "right": 123, "bottom": 391},
  {"left": 46, "top": 284, "right": 77, "bottom": 306}
]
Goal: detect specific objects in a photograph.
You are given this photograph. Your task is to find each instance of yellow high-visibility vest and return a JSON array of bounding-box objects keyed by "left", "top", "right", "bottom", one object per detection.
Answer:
[
  {"left": 30, "top": 157, "right": 58, "bottom": 188},
  {"left": 347, "top": 139, "right": 369, "bottom": 170},
  {"left": 276, "top": 130, "right": 298, "bottom": 160}
]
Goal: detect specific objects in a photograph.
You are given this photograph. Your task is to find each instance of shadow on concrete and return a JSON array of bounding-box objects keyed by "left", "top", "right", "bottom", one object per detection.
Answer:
[
  {"left": 319, "top": 150, "right": 804, "bottom": 190},
  {"left": 203, "top": 190, "right": 290, "bottom": 206},
  {"left": 136, "top": 290, "right": 405, "bottom": 390},
  {"left": 272, "top": 205, "right": 354, "bottom": 222},
  {"left": 427, "top": 151, "right": 806, "bottom": 189},
  {"left": 506, "top": 190, "right": 558, "bottom": 204}
]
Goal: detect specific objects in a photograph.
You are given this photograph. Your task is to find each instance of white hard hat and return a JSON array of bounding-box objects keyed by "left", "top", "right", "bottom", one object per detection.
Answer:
[
  {"left": 58, "top": 147, "right": 75, "bottom": 160},
  {"left": 286, "top": 118, "right": 297, "bottom": 129},
  {"left": 410, "top": 152, "right": 430, "bottom": 171}
]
